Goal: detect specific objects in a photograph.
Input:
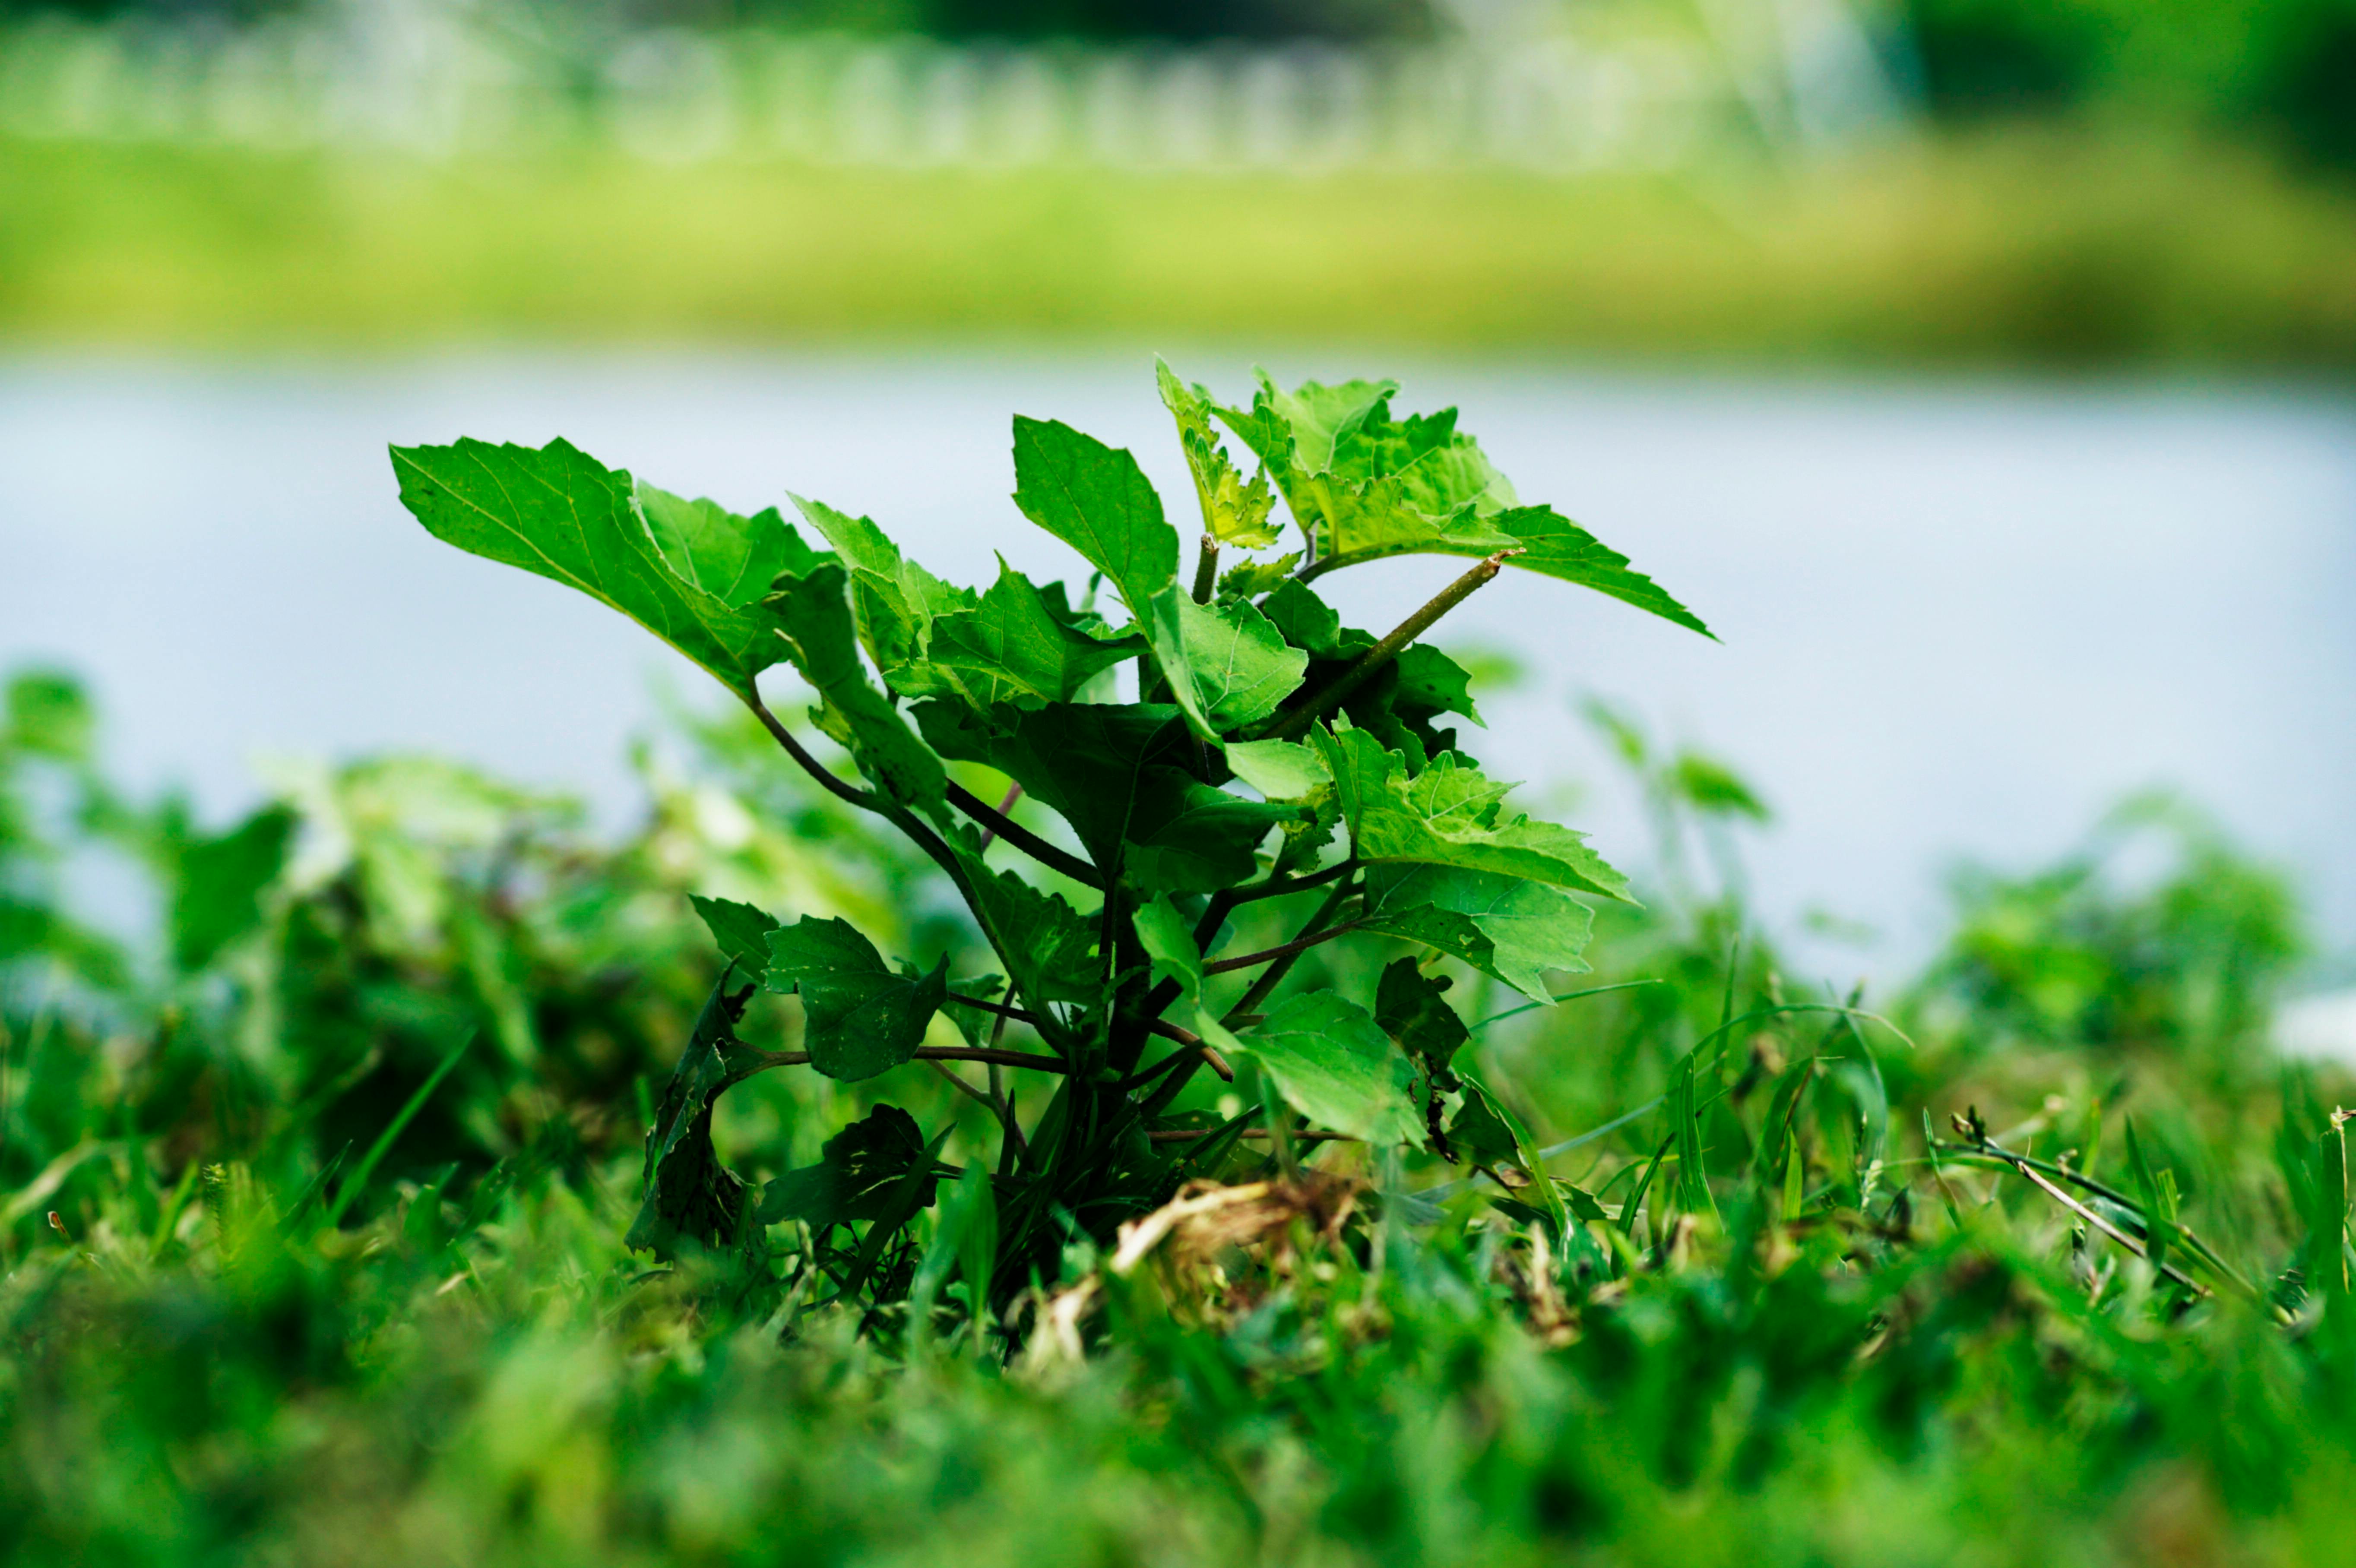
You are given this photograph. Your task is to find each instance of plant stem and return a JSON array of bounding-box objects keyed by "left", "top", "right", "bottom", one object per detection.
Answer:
[
  {"left": 928, "top": 1058, "right": 998, "bottom": 1110},
  {"left": 1146, "top": 1128, "right": 1357, "bottom": 1144},
  {"left": 949, "top": 991, "right": 1206, "bottom": 1055},
  {"left": 1191, "top": 534, "right": 1219, "bottom": 603},
  {"left": 757, "top": 1045, "right": 1071, "bottom": 1075},
  {"left": 1203, "top": 919, "right": 1365, "bottom": 976},
  {"left": 746, "top": 692, "right": 987, "bottom": 917},
  {"left": 975, "top": 781, "right": 1024, "bottom": 851},
  {"left": 745, "top": 689, "right": 878, "bottom": 812},
  {"left": 946, "top": 782, "right": 1101, "bottom": 888},
  {"left": 1259, "top": 548, "right": 1523, "bottom": 742},
  {"left": 1221, "top": 876, "right": 1359, "bottom": 1026}
]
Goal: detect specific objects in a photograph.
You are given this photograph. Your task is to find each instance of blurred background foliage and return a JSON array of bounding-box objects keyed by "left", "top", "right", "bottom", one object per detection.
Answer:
[
  {"left": 4, "top": 659, "right": 2349, "bottom": 1565},
  {"left": 0, "top": 0, "right": 2350, "bottom": 363}
]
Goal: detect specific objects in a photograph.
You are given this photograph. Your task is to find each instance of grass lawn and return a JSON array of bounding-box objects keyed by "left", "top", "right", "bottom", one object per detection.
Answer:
[{"left": 4, "top": 128, "right": 2354, "bottom": 365}]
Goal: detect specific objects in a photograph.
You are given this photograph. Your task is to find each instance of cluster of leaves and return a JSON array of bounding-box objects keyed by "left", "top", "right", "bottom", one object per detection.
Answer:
[{"left": 391, "top": 360, "right": 1712, "bottom": 1317}]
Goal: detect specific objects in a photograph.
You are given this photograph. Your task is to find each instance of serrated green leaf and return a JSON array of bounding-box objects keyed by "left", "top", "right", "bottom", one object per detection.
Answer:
[
  {"left": 1375, "top": 957, "right": 1468, "bottom": 1074},
  {"left": 790, "top": 495, "right": 976, "bottom": 684},
  {"left": 1229, "top": 992, "right": 1423, "bottom": 1147},
  {"left": 391, "top": 437, "right": 788, "bottom": 693},
  {"left": 1010, "top": 416, "right": 1178, "bottom": 621},
  {"left": 628, "top": 975, "right": 765, "bottom": 1258},
  {"left": 1217, "top": 553, "right": 1301, "bottom": 600},
  {"left": 1224, "top": 738, "right": 1330, "bottom": 802},
  {"left": 1312, "top": 725, "right": 1631, "bottom": 902},
  {"left": 1358, "top": 864, "right": 1593, "bottom": 1001},
  {"left": 765, "top": 916, "right": 948, "bottom": 1081},
  {"left": 758, "top": 1104, "right": 940, "bottom": 1230},
  {"left": 636, "top": 481, "right": 828, "bottom": 610},
  {"left": 1158, "top": 357, "right": 1280, "bottom": 549},
  {"left": 927, "top": 560, "right": 1143, "bottom": 710},
  {"left": 1147, "top": 588, "right": 1308, "bottom": 740},
  {"left": 765, "top": 563, "right": 947, "bottom": 812},
  {"left": 1134, "top": 893, "right": 1205, "bottom": 1002},
  {"left": 689, "top": 894, "right": 777, "bottom": 974},
  {"left": 1213, "top": 375, "right": 1710, "bottom": 638},
  {"left": 1454, "top": 505, "right": 1709, "bottom": 637}
]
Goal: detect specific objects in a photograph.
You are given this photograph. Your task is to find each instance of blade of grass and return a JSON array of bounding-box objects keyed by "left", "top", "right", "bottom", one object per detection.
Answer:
[{"left": 323, "top": 1031, "right": 474, "bottom": 1231}]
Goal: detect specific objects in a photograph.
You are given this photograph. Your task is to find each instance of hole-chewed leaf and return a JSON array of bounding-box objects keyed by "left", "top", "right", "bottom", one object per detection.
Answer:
[
  {"left": 764, "top": 915, "right": 947, "bottom": 1082},
  {"left": 627, "top": 973, "right": 767, "bottom": 1260}
]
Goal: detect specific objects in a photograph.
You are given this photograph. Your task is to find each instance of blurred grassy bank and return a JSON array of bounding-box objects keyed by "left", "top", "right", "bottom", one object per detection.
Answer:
[{"left": 5, "top": 129, "right": 2355, "bottom": 366}]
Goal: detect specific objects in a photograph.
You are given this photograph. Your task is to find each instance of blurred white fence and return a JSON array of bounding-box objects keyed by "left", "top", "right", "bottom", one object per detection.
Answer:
[{"left": 0, "top": 8, "right": 1905, "bottom": 171}]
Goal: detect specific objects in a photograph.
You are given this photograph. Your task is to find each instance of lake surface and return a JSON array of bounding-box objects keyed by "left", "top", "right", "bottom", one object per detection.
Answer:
[{"left": 4, "top": 352, "right": 2352, "bottom": 985}]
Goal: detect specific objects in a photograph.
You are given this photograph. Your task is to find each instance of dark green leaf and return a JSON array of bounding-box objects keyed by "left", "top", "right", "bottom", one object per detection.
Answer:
[
  {"left": 1358, "top": 863, "right": 1594, "bottom": 1002},
  {"left": 690, "top": 894, "right": 778, "bottom": 974},
  {"left": 765, "top": 916, "right": 948, "bottom": 1081},
  {"left": 1375, "top": 957, "right": 1469, "bottom": 1075},
  {"left": 759, "top": 1104, "right": 942, "bottom": 1230},
  {"left": 1258, "top": 578, "right": 1343, "bottom": 658},
  {"left": 1456, "top": 1070, "right": 1570, "bottom": 1240},
  {"left": 1124, "top": 768, "right": 1301, "bottom": 894},
  {"left": 628, "top": 976, "right": 765, "bottom": 1258},
  {"left": 916, "top": 700, "right": 1185, "bottom": 871},
  {"left": 1392, "top": 643, "right": 1482, "bottom": 728},
  {"left": 944, "top": 830, "right": 1101, "bottom": 1010}
]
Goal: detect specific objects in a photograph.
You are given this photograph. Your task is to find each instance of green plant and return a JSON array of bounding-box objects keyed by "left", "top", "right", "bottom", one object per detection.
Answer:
[{"left": 390, "top": 360, "right": 1712, "bottom": 1321}]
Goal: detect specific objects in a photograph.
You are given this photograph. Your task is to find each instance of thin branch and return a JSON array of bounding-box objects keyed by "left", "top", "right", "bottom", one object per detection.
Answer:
[
  {"left": 950, "top": 990, "right": 1207, "bottom": 1057},
  {"left": 1259, "top": 548, "right": 1523, "bottom": 742},
  {"left": 927, "top": 1058, "right": 998, "bottom": 1110},
  {"left": 1203, "top": 919, "right": 1365, "bottom": 976},
  {"left": 746, "top": 692, "right": 990, "bottom": 935},
  {"left": 745, "top": 691, "right": 878, "bottom": 812},
  {"left": 1221, "top": 876, "right": 1360, "bottom": 1026},
  {"left": 1146, "top": 1128, "right": 1357, "bottom": 1144},
  {"left": 975, "top": 781, "right": 1024, "bottom": 851},
  {"left": 755, "top": 1046, "right": 1070, "bottom": 1075},
  {"left": 946, "top": 781, "right": 1102, "bottom": 888}
]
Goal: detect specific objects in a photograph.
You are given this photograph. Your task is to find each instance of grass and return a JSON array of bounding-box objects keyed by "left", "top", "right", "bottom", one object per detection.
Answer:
[
  {"left": 3, "top": 126, "right": 2355, "bottom": 366},
  {"left": 4, "top": 665, "right": 2354, "bottom": 1565}
]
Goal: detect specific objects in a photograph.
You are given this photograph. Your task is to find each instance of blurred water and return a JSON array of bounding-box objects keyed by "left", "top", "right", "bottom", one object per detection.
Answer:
[{"left": 3, "top": 352, "right": 2351, "bottom": 982}]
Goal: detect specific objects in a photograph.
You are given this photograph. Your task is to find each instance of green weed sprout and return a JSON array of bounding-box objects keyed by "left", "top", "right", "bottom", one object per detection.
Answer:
[{"left": 390, "top": 360, "right": 1710, "bottom": 1316}]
